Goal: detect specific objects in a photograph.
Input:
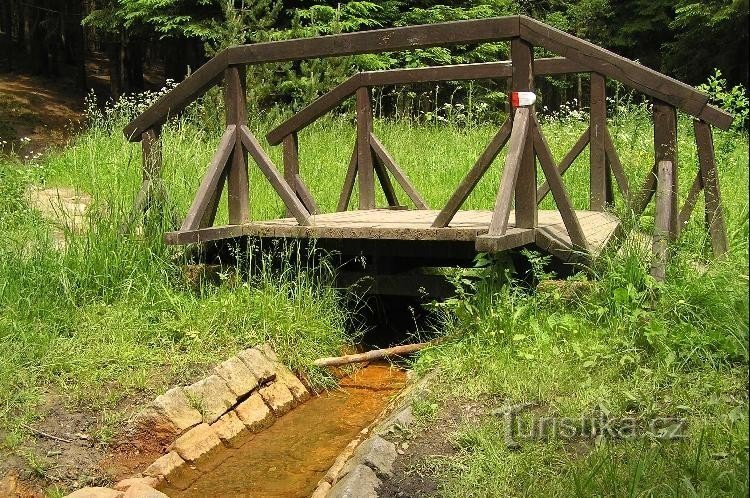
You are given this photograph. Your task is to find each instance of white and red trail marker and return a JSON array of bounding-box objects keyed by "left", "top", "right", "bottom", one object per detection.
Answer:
[{"left": 510, "top": 91, "right": 537, "bottom": 107}]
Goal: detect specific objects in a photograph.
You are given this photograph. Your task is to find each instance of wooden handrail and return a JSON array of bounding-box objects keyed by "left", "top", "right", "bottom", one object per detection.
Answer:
[
  {"left": 266, "top": 57, "right": 588, "bottom": 145},
  {"left": 124, "top": 15, "right": 733, "bottom": 143}
]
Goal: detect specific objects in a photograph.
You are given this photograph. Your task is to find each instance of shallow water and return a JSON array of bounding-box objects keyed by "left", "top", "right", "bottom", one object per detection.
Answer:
[{"left": 160, "top": 363, "right": 406, "bottom": 498}]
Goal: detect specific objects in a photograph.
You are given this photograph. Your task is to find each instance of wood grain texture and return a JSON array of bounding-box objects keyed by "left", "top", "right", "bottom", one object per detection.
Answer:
[
  {"left": 603, "top": 126, "right": 630, "bottom": 199},
  {"left": 678, "top": 171, "right": 703, "bottom": 228},
  {"left": 589, "top": 72, "right": 608, "bottom": 210},
  {"left": 337, "top": 142, "right": 358, "bottom": 212},
  {"left": 238, "top": 125, "right": 312, "bottom": 226},
  {"left": 653, "top": 100, "right": 679, "bottom": 238},
  {"left": 180, "top": 125, "right": 236, "bottom": 231},
  {"left": 536, "top": 125, "right": 590, "bottom": 203},
  {"left": 489, "top": 107, "right": 530, "bottom": 235},
  {"left": 531, "top": 117, "right": 589, "bottom": 251},
  {"left": 433, "top": 118, "right": 513, "bottom": 228},
  {"left": 356, "top": 87, "right": 375, "bottom": 210},
  {"left": 650, "top": 160, "right": 673, "bottom": 281},
  {"left": 225, "top": 66, "right": 249, "bottom": 225},
  {"left": 694, "top": 119, "right": 729, "bottom": 255},
  {"left": 511, "top": 38, "right": 537, "bottom": 229},
  {"left": 369, "top": 133, "right": 429, "bottom": 209}
]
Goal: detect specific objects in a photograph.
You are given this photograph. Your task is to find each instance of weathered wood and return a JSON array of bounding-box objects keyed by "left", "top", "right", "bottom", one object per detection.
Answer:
[
  {"left": 124, "top": 50, "right": 229, "bottom": 141},
  {"left": 313, "top": 341, "right": 435, "bottom": 366},
  {"left": 225, "top": 65, "right": 250, "bottom": 225},
  {"left": 181, "top": 125, "right": 236, "bottom": 231},
  {"left": 650, "top": 160, "right": 673, "bottom": 281},
  {"left": 238, "top": 125, "right": 312, "bottom": 226},
  {"left": 229, "top": 17, "right": 521, "bottom": 65},
  {"left": 475, "top": 229, "right": 536, "bottom": 252},
  {"left": 337, "top": 142, "right": 359, "bottom": 212},
  {"left": 489, "top": 107, "right": 530, "bottom": 235},
  {"left": 282, "top": 133, "right": 320, "bottom": 215},
  {"left": 531, "top": 117, "right": 589, "bottom": 251},
  {"left": 356, "top": 87, "right": 376, "bottom": 210},
  {"left": 589, "top": 72, "right": 608, "bottom": 210},
  {"left": 678, "top": 172, "right": 703, "bottom": 228},
  {"left": 433, "top": 118, "right": 513, "bottom": 228},
  {"left": 634, "top": 164, "right": 657, "bottom": 215},
  {"left": 694, "top": 119, "right": 729, "bottom": 255},
  {"left": 142, "top": 127, "right": 162, "bottom": 182},
  {"left": 603, "top": 126, "right": 630, "bottom": 199},
  {"left": 369, "top": 133, "right": 429, "bottom": 209},
  {"left": 519, "top": 16, "right": 732, "bottom": 130},
  {"left": 511, "top": 38, "right": 537, "bottom": 229},
  {"left": 536, "top": 125, "right": 590, "bottom": 203},
  {"left": 373, "top": 152, "right": 400, "bottom": 207},
  {"left": 292, "top": 174, "right": 320, "bottom": 215},
  {"left": 653, "top": 100, "right": 679, "bottom": 238}
]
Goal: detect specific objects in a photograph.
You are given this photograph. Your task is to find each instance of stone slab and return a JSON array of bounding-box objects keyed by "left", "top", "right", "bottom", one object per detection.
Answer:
[
  {"left": 328, "top": 464, "right": 380, "bottom": 498},
  {"left": 340, "top": 435, "right": 397, "bottom": 478},
  {"left": 214, "top": 356, "right": 259, "bottom": 398},
  {"left": 143, "top": 451, "right": 200, "bottom": 491},
  {"left": 258, "top": 381, "right": 296, "bottom": 416},
  {"left": 65, "top": 488, "right": 123, "bottom": 498},
  {"left": 234, "top": 393, "right": 274, "bottom": 432},
  {"left": 122, "top": 483, "right": 169, "bottom": 498},
  {"left": 113, "top": 477, "right": 161, "bottom": 492},
  {"left": 211, "top": 410, "right": 250, "bottom": 448},
  {"left": 137, "top": 387, "right": 202, "bottom": 439},
  {"left": 184, "top": 375, "right": 237, "bottom": 424},
  {"left": 237, "top": 348, "right": 276, "bottom": 383},
  {"left": 171, "top": 423, "right": 222, "bottom": 470}
]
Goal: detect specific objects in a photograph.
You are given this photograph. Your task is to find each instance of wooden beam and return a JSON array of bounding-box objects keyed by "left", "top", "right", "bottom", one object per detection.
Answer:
[
  {"left": 373, "top": 151, "right": 400, "bottom": 207},
  {"left": 356, "top": 87, "right": 376, "bottom": 210},
  {"left": 511, "top": 38, "right": 537, "bottom": 229},
  {"left": 653, "top": 100, "right": 679, "bottom": 238},
  {"left": 603, "top": 126, "right": 631, "bottom": 199},
  {"left": 589, "top": 72, "right": 608, "bottom": 210},
  {"left": 694, "top": 119, "right": 729, "bottom": 255},
  {"left": 370, "top": 133, "right": 429, "bottom": 209},
  {"left": 531, "top": 117, "right": 589, "bottom": 251},
  {"left": 337, "top": 142, "right": 358, "bottom": 212},
  {"left": 519, "top": 16, "right": 733, "bottom": 130},
  {"left": 229, "top": 17, "right": 521, "bottom": 65},
  {"left": 678, "top": 172, "right": 703, "bottom": 228},
  {"left": 651, "top": 160, "right": 673, "bottom": 281},
  {"left": 181, "top": 125, "right": 236, "bottom": 231},
  {"left": 225, "top": 65, "right": 249, "bottom": 225},
  {"left": 536, "top": 125, "right": 590, "bottom": 203},
  {"left": 238, "top": 125, "right": 312, "bottom": 226},
  {"left": 292, "top": 174, "right": 320, "bottom": 215},
  {"left": 283, "top": 133, "right": 300, "bottom": 217},
  {"left": 433, "top": 119, "right": 513, "bottom": 228},
  {"left": 488, "top": 107, "right": 531, "bottom": 235}
]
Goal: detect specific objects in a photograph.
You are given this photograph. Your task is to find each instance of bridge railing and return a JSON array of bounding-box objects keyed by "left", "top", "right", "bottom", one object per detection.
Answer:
[{"left": 124, "top": 15, "right": 732, "bottom": 272}]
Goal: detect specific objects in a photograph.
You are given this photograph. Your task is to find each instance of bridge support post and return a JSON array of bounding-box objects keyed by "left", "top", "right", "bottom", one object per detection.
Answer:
[
  {"left": 589, "top": 72, "right": 611, "bottom": 210},
  {"left": 653, "top": 100, "right": 679, "bottom": 239},
  {"left": 356, "top": 86, "right": 376, "bottom": 209},
  {"left": 511, "top": 38, "right": 537, "bottom": 229},
  {"left": 224, "top": 65, "right": 250, "bottom": 224}
]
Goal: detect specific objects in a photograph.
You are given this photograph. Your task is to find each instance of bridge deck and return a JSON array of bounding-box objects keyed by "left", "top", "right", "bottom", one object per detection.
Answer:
[{"left": 166, "top": 209, "right": 620, "bottom": 261}]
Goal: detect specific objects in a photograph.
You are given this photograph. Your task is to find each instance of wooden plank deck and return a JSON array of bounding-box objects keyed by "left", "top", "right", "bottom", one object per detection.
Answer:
[{"left": 166, "top": 209, "right": 620, "bottom": 261}]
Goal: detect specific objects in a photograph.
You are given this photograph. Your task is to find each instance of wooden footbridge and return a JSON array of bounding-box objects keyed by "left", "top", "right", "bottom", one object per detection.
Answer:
[{"left": 125, "top": 16, "right": 731, "bottom": 280}]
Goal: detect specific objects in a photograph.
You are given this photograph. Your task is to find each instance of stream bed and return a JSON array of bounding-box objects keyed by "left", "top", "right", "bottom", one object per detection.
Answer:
[{"left": 159, "top": 363, "right": 406, "bottom": 498}]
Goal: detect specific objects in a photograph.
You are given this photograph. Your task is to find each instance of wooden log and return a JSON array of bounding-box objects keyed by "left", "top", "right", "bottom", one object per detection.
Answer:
[
  {"left": 694, "top": 119, "right": 729, "bottom": 255},
  {"left": 651, "top": 160, "right": 673, "bottom": 281},
  {"left": 356, "top": 87, "right": 376, "bottom": 210},
  {"left": 678, "top": 172, "right": 703, "bottom": 228},
  {"left": 373, "top": 152, "right": 400, "bottom": 207},
  {"left": 238, "top": 125, "right": 312, "bottom": 226},
  {"left": 370, "top": 133, "right": 428, "bottom": 209},
  {"left": 531, "top": 117, "right": 589, "bottom": 251},
  {"left": 488, "top": 107, "right": 531, "bottom": 235},
  {"left": 433, "top": 118, "right": 513, "bottom": 228},
  {"left": 511, "top": 38, "right": 537, "bottom": 229},
  {"left": 337, "top": 142, "right": 358, "bottom": 212},
  {"left": 589, "top": 72, "right": 608, "bottom": 210},
  {"left": 536, "top": 125, "right": 590, "bottom": 203},
  {"left": 653, "top": 100, "right": 679, "bottom": 239},
  {"left": 225, "top": 65, "right": 249, "bottom": 225},
  {"left": 282, "top": 133, "right": 319, "bottom": 215},
  {"left": 634, "top": 163, "right": 657, "bottom": 216},
  {"left": 313, "top": 342, "right": 434, "bottom": 367}
]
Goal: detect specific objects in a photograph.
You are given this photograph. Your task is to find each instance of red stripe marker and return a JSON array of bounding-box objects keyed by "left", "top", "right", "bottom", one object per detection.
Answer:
[{"left": 511, "top": 91, "right": 537, "bottom": 107}]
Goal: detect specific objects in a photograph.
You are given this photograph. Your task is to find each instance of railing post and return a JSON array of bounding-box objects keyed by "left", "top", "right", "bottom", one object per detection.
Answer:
[
  {"left": 510, "top": 38, "right": 537, "bottom": 229},
  {"left": 224, "top": 65, "right": 249, "bottom": 224},
  {"left": 653, "top": 99, "right": 678, "bottom": 239},
  {"left": 283, "top": 132, "right": 299, "bottom": 217},
  {"left": 356, "top": 86, "right": 376, "bottom": 210},
  {"left": 589, "top": 72, "right": 610, "bottom": 210}
]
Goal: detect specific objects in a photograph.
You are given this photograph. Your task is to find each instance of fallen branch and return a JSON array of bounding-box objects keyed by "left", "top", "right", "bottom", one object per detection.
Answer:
[
  {"left": 22, "top": 424, "right": 73, "bottom": 444},
  {"left": 313, "top": 341, "right": 435, "bottom": 367}
]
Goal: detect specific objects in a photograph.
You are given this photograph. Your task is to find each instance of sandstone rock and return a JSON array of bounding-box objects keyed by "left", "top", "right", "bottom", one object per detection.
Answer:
[
  {"left": 340, "top": 436, "right": 397, "bottom": 478},
  {"left": 171, "top": 423, "right": 222, "bottom": 469},
  {"left": 310, "top": 481, "right": 332, "bottom": 498},
  {"left": 210, "top": 410, "right": 249, "bottom": 448},
  {"left": 122, "top": 483, "right": 169, "bottom": 498},
  {"left": 237, "top": 348, "right": 276, "bottom": 383},
  {"left": 258, "top": 381, "right": 296, "bottom": 416},
  {"left": 214, "top": 356, "right": 259, "bottom": 397},
  {"left": 143, "top": 451, "right": 200, "bottom": 491},
  {"left": 113, "top": 477, "right": 160, "bottom": 492},
  {"left": 184, "top": 375, "right": 237, "bottom": 424},
  {"left": 273, "top": 364, "right": 311, "bottom": 403},
  {"left": 327, "top": 464, "right": 380, "bottom": 498},
  {"left": 136, "top": 387, "right": 202, "bottom": 438},
  {"left": 234, "top": 393, "right": 274, "bottom": 431},
  {"left": 257, "top": 343, "right": 279, "bottom": 361},
  {"left": 64, "top": 487, "right": 123, "bottom": 498}
]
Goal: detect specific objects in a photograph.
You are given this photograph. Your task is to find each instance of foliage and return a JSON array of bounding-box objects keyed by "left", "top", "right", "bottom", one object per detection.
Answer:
[{"left": 698, "top": 69, "right": 750, "bottom": 130}]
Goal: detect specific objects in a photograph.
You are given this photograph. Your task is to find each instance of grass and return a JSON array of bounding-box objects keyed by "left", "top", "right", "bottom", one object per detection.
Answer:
[{"left": 0, "top": 92, "right": 748, "bottom": 496}]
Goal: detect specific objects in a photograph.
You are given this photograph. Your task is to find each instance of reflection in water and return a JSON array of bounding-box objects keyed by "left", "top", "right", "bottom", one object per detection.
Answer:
[{"left": 160, "top": 363, "right": 406, "bottom": 498}]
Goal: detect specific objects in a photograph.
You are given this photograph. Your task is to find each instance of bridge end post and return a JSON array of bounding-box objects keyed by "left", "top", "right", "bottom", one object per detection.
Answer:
[
  {"left": 356, "top": 86, "right": 376, "bottom": 210},
  {"left": 589, "top": 72, "right": 611, "bottom": 211},
  {"left": 511, "top": 37, "right": 537, "bottom": 229},
  {"left": 224, "top": 64, "right": 250, "bottom": 225}
]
